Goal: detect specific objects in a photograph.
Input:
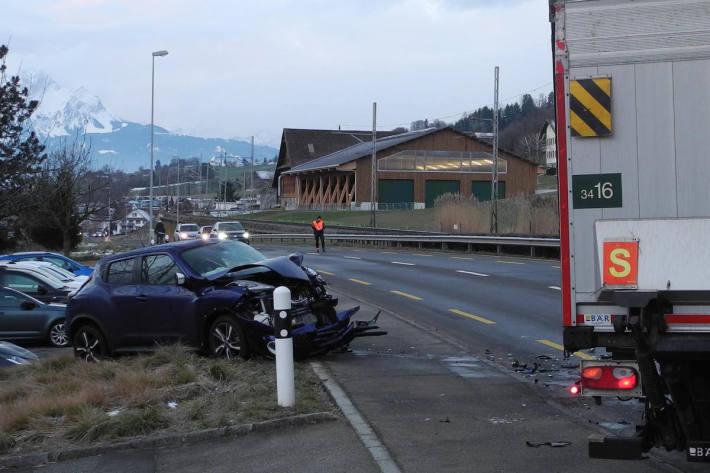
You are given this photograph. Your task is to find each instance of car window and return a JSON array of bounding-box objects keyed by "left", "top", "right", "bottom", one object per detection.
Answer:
[
  {"left": 0, "top": 273, "right": 41, "bottom": 293},
  {"left": 0, "top": 288, "right": 28, "bottom": 308},
  {"left": 106, "top": 258, "right": 136, "bottom": 284},
  {"left": 218, "top": 222, "right": 244, "bottom": 231},
  {"left": 141, "top": 254, "right": 179, "bottom": 285},
  {"left": 180, "top": 241, "right": 265, "bottom": 277},
  {"left": 44, "top": 256, "right": 77, "bottom": 271},
  {"left": 180, "top": 224, "right": 199, "bottom": 232}
]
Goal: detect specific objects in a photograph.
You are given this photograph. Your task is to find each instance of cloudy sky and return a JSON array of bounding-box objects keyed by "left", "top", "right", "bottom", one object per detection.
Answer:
[{"left": 2, "top": 0, "right": 552, "bottom": 146}]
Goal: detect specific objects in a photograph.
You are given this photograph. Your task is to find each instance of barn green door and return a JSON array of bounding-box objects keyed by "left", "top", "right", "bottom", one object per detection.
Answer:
[
  {"left": 471, "top": 181, "right": 505, "bottom": 201},
  {"left": 378, "top": 179, "right": 414, "bottom": 208},
  {"left": 425, "top": 180, "right": 460, "bottom": 208}
]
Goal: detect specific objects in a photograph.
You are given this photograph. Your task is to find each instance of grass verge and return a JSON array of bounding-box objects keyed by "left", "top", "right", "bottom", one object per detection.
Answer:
[{"left": 0, "top": 345, "right": 333, "bottom": 456}]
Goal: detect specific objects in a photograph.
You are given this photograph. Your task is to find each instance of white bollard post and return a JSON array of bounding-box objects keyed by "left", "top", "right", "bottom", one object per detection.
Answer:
[{"left": 273, "top": 286, "right": 295, "bottom": 407}]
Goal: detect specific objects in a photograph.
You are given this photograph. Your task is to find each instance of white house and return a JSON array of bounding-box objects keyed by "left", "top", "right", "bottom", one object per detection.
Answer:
[{"left": 125, "top": 208, "right": 150, "bottom": 231}]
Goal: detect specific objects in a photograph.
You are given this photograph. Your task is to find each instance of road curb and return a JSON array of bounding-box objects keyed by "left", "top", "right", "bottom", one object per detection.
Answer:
[{"left": 0, "top": 412, "right": 337, "bottom": 469}]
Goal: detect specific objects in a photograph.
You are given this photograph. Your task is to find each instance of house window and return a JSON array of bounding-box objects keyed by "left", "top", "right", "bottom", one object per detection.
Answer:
[{"left": 378, "top": 150, "right": 506, "bottom": 174}]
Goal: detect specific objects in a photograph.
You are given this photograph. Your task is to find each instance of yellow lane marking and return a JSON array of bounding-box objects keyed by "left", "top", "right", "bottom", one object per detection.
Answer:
[
  {"left": 316, "top": 269, "right": 334, "bottom": 275},
  {"left": 451, "top": 256, "right": 473, "bottom": 260},
  {"left": 449, "top": 309, "right": 495, "bottom": 325},
  {"left": 536, "top": 339, "right": 595, "bottom": 360},
  {"left": 496, "top": 260, "right": 525, "bottom": 265},
  {"left": 390, "top": 290, "right": 422, "bottom": 300},
  {"left": 412, "top": 254, "right": 432, "bottom": 257},
  {"left": 349, "top": 278, "right": 372, "bottom": 286}
]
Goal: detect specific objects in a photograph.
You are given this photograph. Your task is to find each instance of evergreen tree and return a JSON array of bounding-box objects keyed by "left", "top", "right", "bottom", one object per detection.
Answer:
[{"left": 0, "top": 45, "right": 46, "bottom": 221}]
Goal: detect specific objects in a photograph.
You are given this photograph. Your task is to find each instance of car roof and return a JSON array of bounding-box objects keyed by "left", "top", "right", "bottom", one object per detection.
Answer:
[
  {"left": 97, "top": 238, "right": 217, "bottom": 265},
  {"left": 0, "top": 264, "right": 66, "bottom": 288}
]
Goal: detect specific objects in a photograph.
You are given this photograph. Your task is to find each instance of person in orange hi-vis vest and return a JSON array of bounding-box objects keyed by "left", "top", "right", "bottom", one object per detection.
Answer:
[{"left": 312, "top": 215, "right": 325, "bottom": 253}]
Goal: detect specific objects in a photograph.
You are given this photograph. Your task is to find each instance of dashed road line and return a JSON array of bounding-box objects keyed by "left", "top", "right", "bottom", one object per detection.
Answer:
[
  {"left": 456, "top": 270, "right": 489, "bottom": 277},
  {"left": 549, "top": 286, "right": 561, "bottom": 291},
  {"left": 412, "top": 253, "right": 432, "bottom": 257},
  {"left": 536, "top": 339, "right": 595, "bottom": 360},
  {"left": 449, "top": 309, "right": 496, "bottom": 325},
  {"left": 496, "top": 260, "right": 525, "bottom": 265},
  {"left": 344, "top": 256, "right": 362, "bottom": 260},
  {"left": 390, "top": 290, "right": 422, "bottom": 301},
  {"left": 552, "top": 265, "right": 560, "bottom": 268},
  {"left": 307, "top": 252, "right": 319, "bottom": 255},
  {"left": 391, "top": 261, "right": 415, "bottom": 266},
  {"left": 381, "top": 251, "right": 397, "bottom": 254},
  {"left": 349, "top": 278, "right": 372, "bottom": 286},
  {"left": 316, "top": 269, "right": 334, "bottom": 275},
  {"left": 451, "top": 256, "right": 473, "bottom": 260}
]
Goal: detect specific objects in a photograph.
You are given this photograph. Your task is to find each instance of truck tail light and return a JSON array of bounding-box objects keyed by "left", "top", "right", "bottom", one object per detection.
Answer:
[
  {"left": 569, "top": 382, "right": 580, "bottom": 396},
  {"left": 581, "top": 365, "right": 638, "bottom": 390}
]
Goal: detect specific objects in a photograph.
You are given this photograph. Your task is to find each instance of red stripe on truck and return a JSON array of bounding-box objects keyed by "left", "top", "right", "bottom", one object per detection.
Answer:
[
  {"left": 666, "top": 315, "right": 710, "bottom": 324},
  {"left": 555, "top": 59, "right": 572, "bottom": 327}
]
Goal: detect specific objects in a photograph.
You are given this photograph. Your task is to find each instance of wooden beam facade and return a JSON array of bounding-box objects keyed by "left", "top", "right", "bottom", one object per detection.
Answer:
[{"left": 298, "top": 172, "right": 355, "bottom": 206}]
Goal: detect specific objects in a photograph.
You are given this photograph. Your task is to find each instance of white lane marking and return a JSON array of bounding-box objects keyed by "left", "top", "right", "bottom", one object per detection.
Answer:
[
  {"left": 344, "top": 256, "right": 362, "bottom": 260},
  {"left": 457, "top": 270, "right": 489, "bottom": 277},
  {"left": 311, "top": 362, "right": 402, "bottom": 473},
  {"left": 307, "top": 252, "right": 319, "bottom": 255},
  {"left": 549, "top": 286, "right": 561, "bottom": 291},
  {"left": 391, "top": 261, "right": 415, "bottom": 266}
]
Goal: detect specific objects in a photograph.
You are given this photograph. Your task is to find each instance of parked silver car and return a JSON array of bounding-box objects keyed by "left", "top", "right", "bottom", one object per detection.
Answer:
[{"left": 173, "top": 223, "right": 200, "bottom": 241}]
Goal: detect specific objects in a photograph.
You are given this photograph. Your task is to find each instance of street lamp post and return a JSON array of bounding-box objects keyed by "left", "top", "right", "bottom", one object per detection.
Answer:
[{"left": 150, "top": 49, "right": 168, "bottom": 244}]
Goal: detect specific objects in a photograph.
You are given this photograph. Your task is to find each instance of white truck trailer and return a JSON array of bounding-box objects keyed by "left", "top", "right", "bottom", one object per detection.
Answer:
[{"left": 552, "top": 0, "right": 710, "bottom": 461}]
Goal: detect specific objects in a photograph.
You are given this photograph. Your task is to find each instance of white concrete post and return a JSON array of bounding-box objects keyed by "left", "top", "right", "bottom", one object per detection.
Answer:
[{"left": 273, "top": 286, "right": 295, "bottom": 407}]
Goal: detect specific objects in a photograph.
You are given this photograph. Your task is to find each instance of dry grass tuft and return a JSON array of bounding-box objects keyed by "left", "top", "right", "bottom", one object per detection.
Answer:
[
  {"left": 0, "top": 345, "right": 333, "bottom": 457},
  {"left": 434, "top": 192, "right": 559, "bottom": 236}
]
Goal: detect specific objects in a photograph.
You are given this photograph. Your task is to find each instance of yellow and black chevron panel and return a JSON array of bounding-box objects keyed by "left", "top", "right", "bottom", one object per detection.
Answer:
[{"left": 569, "top": 78, "right": 611, "bottom": 137}]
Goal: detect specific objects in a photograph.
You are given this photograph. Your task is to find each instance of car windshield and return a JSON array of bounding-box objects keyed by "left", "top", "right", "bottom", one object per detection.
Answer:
[
  {"left": 179, "top": 241, "right": 265, "bottom": 278},
  {"left": 180, "top": 224, "right": 199, "bottom": 232},
  {"left": 218, "top": 223, "right": 244, "bottom": 232}
]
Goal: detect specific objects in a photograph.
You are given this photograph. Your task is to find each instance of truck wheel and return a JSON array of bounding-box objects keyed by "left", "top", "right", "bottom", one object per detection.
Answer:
[{"left": 208, "top": 315, "right": 250, "bottom": 360}]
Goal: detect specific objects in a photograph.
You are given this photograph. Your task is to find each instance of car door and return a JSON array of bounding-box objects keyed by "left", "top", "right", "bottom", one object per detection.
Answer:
[
  {"left": 0, "top": 288, "right": 46, "bottom": 340},
  {"left": 136, "top": 254, "right": 195, "bottom": 344},
  {"left": 103, "top": 257, "right": 143, "bottom": 346}
]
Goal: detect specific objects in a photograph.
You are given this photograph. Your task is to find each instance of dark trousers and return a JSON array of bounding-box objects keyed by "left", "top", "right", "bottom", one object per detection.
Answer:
[{"left": 314, "top": 232, "right": 325, "bottom": 251}]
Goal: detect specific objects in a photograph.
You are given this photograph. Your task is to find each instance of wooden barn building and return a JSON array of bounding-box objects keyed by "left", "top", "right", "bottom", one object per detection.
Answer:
[{"left": 275, "top": 127, "right": 537, "bottom": 210}]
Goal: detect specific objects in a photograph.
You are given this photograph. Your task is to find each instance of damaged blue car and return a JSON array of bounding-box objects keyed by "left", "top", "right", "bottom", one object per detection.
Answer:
[{"left": 66, "top": 239, "right": 384, "bottom": 361}]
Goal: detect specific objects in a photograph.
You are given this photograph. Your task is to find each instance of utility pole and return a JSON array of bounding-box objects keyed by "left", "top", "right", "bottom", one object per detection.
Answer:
[
  {"left": 250, "top": 135, "right": 254, "bottom": 198},
  {"left": 490, "top": 66, "right": 499, "bottom": 234},
  {"left": 176, "top": 156, "right": 180, "bottom": 225},
  {"left": 370, "top": 102, "right": 377, "bottom": 229}
]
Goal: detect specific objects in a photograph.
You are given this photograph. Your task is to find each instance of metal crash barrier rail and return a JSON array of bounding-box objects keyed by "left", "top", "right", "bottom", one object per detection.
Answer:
[{"left": 249, "top": 233, "right": 561, "bottom": 257}]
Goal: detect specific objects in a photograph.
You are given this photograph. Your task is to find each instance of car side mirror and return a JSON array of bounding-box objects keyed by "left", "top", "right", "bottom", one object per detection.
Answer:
[
  {"left": 288, "top": 253, "right": 304, "bottom": 266},
  {"left": 20, "top": 301, "right": 36, "bottom": 310},
  {"left": 176, "top": 272, "right": 186, "bottom": 285}
]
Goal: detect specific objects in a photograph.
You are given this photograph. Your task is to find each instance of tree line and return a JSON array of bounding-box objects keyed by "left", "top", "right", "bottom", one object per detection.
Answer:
[{"left": 410, "top": 91, "right": 555, "bottom": 164}]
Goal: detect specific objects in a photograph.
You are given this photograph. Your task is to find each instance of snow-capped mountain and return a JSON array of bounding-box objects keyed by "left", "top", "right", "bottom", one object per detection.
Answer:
[
  {"left": 26, "top": 72, "right": 121, "bottom": 137},
  {"left": 24, "top": 73, "right": 277, "bottom": 172}
]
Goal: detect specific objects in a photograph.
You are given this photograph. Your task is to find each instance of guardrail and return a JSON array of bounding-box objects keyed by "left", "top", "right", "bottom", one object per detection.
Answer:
[{"left": 250, "top": 233, "right": 561, "bottom": 257}]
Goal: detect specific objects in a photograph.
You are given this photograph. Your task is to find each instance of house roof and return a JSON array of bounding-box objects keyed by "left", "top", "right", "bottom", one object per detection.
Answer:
[
  {"left": 285, "top": 128, "right": 440, "bottom": 174},
  {"left": 272, "top": 128, "right": 402, "bottom": 186}
]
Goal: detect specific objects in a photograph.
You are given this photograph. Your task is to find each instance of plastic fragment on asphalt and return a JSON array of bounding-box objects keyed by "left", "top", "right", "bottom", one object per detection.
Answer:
[{"left": 526, "top": 441, "right": 571, "bottom": 448}]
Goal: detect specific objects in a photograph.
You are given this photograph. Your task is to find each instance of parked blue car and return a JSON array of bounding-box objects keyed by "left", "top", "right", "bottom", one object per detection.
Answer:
[
  {"left": 0, "top": 286, "right": 69, "bottom": 347},
  {"left": 66, "top": 240, "right": 383, "bottom": 361},
  {"left": 0, "top": 252, "right": 93, "bottom": 276}
]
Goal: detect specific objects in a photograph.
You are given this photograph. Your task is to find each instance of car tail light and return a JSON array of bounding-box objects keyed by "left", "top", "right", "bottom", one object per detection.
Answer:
[{"left": 581, "top": 365, "right": 638, "bottom": 390}]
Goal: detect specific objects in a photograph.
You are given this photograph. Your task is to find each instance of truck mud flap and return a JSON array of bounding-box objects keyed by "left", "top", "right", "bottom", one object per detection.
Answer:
[{"left": 588, "top": 435, "right": 643, "bottom": 460}]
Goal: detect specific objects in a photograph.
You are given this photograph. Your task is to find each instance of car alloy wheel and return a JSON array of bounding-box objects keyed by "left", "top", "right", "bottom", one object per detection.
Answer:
[
  {"left": 48, "top": 320, "right": 69, "bottom": 347},
  {"left": 73, "top": 325, "right": 107, "bottom": 362},
  {"left": 208, "top": 315, "right": 249, "bottom": 360}
]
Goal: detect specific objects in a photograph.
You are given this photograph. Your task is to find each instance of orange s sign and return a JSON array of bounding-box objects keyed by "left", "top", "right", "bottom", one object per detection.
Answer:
[{"left": 603, "top": 241, "right": 638, "bottom": 287}]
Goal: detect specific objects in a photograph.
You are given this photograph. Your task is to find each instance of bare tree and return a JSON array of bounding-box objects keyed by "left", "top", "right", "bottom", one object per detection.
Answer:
[
  {"left": 28, "top": 134, "right": 107, "bottom": 255},
  {"left": 519, "top": 133, "right": 546, "bottom": 165}
]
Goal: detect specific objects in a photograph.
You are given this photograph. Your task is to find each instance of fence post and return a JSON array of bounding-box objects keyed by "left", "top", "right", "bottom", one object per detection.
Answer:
[{"left": 273, "top": 286, "right": 295, "bottom": 407}]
